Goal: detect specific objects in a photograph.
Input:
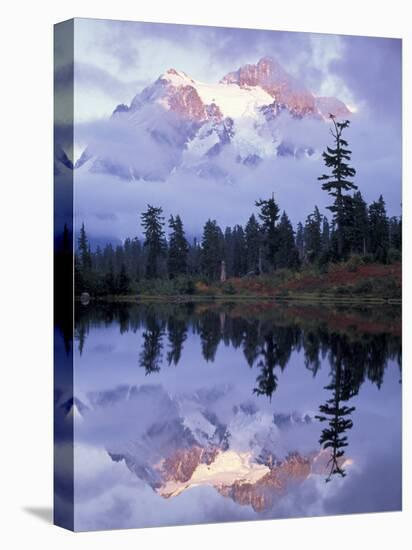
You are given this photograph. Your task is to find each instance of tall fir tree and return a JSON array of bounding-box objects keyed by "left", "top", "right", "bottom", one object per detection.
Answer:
[
  {"left": 130, "top": 237, "right": 142, "bottom": 281},
  {"left": 232, "top": 225, "right": 247, "bottom": 276},
  {"left": 255, "top": 194, "right": 280, "bottom": 270},
  {"left": 78, "top": 223, "right": 92, "bottom": 272},
  {"left": 94, "top": 245, "right": 103, "bottom": 273},
  {"left": 321, "top": 216, "right": 330, "bottom": 254},
  {"left": 187, "top": 237, "right": 202, "bottom": 276},
  {"left": 139, "top": 315, "right": 164, "bottom": 374},
  {"left": 104, "top": 259, "right": 116, "bottom": 295},
  {"left": 315, "top": 341, "right": 357, "bottom": 482},
  {"left": 224, "top": 227, "right": 234, "bottom": 277},
  {"left": 117, "top": 263, "right": 130, "bottom": 294},
  {"left": 276, "top": 211, "right": 299, "bottom": 269},
  {"left": 388, "top": 216, "right": 402, "bottom": 252},
  {"left": 304, "top": 206, "right": 322, "bottom": 263},
  {"left": 350, "top": 191, "right": 369, "bottom": 255},
  {"left": 245, "top": 214, "right": 261, "bottom": 274},
  {"left": 318, "top": 117, "right": 357, "bottom": 258},
  {"left": 340, "top": 195, "right": 356, "bottom": 258},
  {"left": 368, "top": 195, "right": 389, "bottom": 262},
  {"left": 201, "top": 219, "right": 224, "bottom": 280},
  {"left": 295, "top": 222, "right": 305, "bottom": 262},
  {"left": 76, "top": 223, "right": 92, "bottom": 293},
  {"left": 167, "top": 317, "right": 188, "bottom": 365},
  {"left": 102, "top": 243, "right": 114, "bottom": 273},
  {"left": 141, "top": 205, "right": 166, "bottom": 279},
  {"left": 167, "top": 215, "right": 189, "bottom": 278}
]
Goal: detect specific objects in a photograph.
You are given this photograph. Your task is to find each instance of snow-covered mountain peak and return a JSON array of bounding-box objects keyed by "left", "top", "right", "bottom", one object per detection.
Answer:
[
  {"left": 131, "top": 66, "right": 274, "bottom": 122},
  {"left": 159, "top": 68, "right": 195, "bottom": 86},
  {"left": 221, "top": 56, "right": 291, "bottom": 88},
  {"left": 75, "top": 383, "right": 350, "bottom": 511},
  {"left": 65, "top": 56, "right": 353, "bottom": 181},
  {"left": 221, "top": 56, "right": 317, "bottom": 117}
]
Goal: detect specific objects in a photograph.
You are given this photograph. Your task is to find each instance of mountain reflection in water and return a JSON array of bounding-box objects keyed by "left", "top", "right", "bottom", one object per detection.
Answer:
[{"left": 55, "top": 301, "right": 402, "bottom": 528}]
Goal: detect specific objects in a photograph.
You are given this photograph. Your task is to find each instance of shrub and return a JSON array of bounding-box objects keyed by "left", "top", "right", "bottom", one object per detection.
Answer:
[
  {"left": 361, "top": 253, "right": 374, "bottom": 264},
  {"left": 351, "top": 279, "right": 373, "bottom": 294},
  {"left": 334, "top": 285, "right": 351, "bottom": 295},
  {"left": 388, "top": 248, "right": 402, "bottom": 263},
  {"left": 222, "top": 282, "right": 236, "bottom": 295},
  {"left": 318, "top": 262, "right": 329, "bottom": 274},
  {"left": 183, "top": 279, "right": 196, "bottom": 295},
  {"left": 346, "top": 255, "right": 363, "bottom": 273}
]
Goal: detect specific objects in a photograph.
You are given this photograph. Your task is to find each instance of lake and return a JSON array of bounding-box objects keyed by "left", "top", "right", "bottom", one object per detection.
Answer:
[{"left": 55, "top": 301, "right": 401, "bottom": 530}]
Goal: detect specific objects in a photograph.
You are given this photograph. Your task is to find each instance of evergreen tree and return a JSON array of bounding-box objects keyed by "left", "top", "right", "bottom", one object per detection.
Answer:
[
  {"left": 232, "top": 225, "right": 247, "bottom": 276},
  {"left": 78, "top": 223, "right": 92, "bottom": 272},
  {"left": 167, "top": 215, "right": 189, "bottom": 278},
  {"left": 167, "top": 317, "right": 188, "bottom": 365},
  {"left": 253, "top": 333, "right": 279, "bottom": 399},
  {"left": 139, "top": 314, "right": 164, "bottom": 374},
  {"left": 199, "top": 310, "right": 221, "bottom": 361},
  {"left": 304, "top": 206, "right": 322, "bottom": 263},
  {"left": 94, "top": 245, "right": 103, "bottom": 273},
  {"left": 368, "top": 195, "right": 389, "bottom": 262},
  {"left": 276, "top": 211, "right": 299, "bottom": 269},
  {"left": 76, "top": 223, "right": 93, "bottom": 293},
  {"left": 141, "top": 205, "right": 166, "bottom": 279},
  {"left": 321, "top": 216, "right": 330, "bottom": 254},
  {"left": 115, "top": 244, "right": 124, "bottom": 275},
  {"left": 389, "top": 216, "right": 402, "bottom": 252},
  {"left": 350, "top": 191, "right": 368, "bottom": 255},
  {"left": 328, "top": 220, "right": 340, "bottom": 262},
  {"left": 130, "top": 237, "right": 142, "bottom": 281},
  {"left": 117, "top": 263, "right": 130, "bottom": 294},
  {"left": 201, "top": 219, "right": 224, "bottom": 280},
  {"left": 318, "top": 117, "right": 357, "bottom": 258},
  {"left": 187, "top": 237, "right": 202, "bottom": 276},
  {"left": 245, "top": 214, "right": 261, "bottom": 274},
  {"left": 253, "top": 326, "right": 297, "bottom": 400},
  {"left": 295, "top": 222, "right": 305, "bottom": 262},
  {"left": 224, "top": 227, "right": 234, "bottom": 277},
  {"left": 104, "top": 259, "right": 116, "bottom": 295},
  {"left": 340, "top": 195, "right": 356, "bottom": 258},
  {"left": 102, "top": 243, "right": 115, "bottom": 274},
  {"left": 242, "top": 319, "right": 261, "bottom": 366},
  {"left": 315, "top": 348, "right": 356, "bottom": 482},
  {"left": 255, "top": 194, "right": 280, "bottom": 270}
]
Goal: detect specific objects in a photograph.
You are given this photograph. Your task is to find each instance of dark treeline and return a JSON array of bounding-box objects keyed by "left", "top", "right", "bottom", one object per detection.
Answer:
[
  {"left": 74, "top": 191, "right": 401, "bottom": 296},
  {"left": 73, "top": 118, "right": 401, "bottom": 295}
]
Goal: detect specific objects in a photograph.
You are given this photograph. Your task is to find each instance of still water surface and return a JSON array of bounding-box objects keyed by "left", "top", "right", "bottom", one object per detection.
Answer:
[{"left": 61, "top": 302, "right": 401, "bottom": 530}]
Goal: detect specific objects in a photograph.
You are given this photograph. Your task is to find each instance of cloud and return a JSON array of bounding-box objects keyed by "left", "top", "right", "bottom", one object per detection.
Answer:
[
  {"left": 71, "top": 20, "right": 358, "bottom": 119},
  {"left": 73, "top": 109, "right": 401, "bottom": 242},
  {"left": 330, "top": 36, "right": 402, "bottom": 120},
  {"left": 74, "top": 106, "right": 186, "bottom": 179},
  {"left": 72, "top": 63, "right": 147, "bottom": 98},
  {"left": 66, "top": 20, "right": 401, "bottom": 241},
  {"left": 74, "top": 455, "right": 256, "bottom": 531}
]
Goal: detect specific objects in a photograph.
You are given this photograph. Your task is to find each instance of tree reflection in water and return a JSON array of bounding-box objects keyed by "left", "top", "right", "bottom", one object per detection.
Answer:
[{"left": 75, "top": 301, "right": 401, "bottom": 481}]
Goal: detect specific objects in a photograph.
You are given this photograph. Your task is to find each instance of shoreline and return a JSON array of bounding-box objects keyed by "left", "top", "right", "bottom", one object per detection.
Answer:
[{"left": 76, "top": 294, "right": 401, "bottom": 306}]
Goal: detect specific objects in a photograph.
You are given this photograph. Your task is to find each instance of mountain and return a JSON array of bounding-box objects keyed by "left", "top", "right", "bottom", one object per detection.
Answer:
[
  {"left": 68, "top": 56, "right": 351, "bottom": 182},
  {"left": 76, "top": 383, "right": 350, "bottom": 511},
  {"left": 221, "top": 56, "right": 317, "bottom": 117}
]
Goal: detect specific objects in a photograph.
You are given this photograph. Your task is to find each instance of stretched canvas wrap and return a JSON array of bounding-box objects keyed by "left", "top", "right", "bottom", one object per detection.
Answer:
[{"left": 54, "top": 18, "right": 402, "bottom": 531}]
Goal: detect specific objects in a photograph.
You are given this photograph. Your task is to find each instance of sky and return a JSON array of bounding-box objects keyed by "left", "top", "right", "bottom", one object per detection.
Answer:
[{"left": 55, "top": 18, "right": 403, "bottom": 242}]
